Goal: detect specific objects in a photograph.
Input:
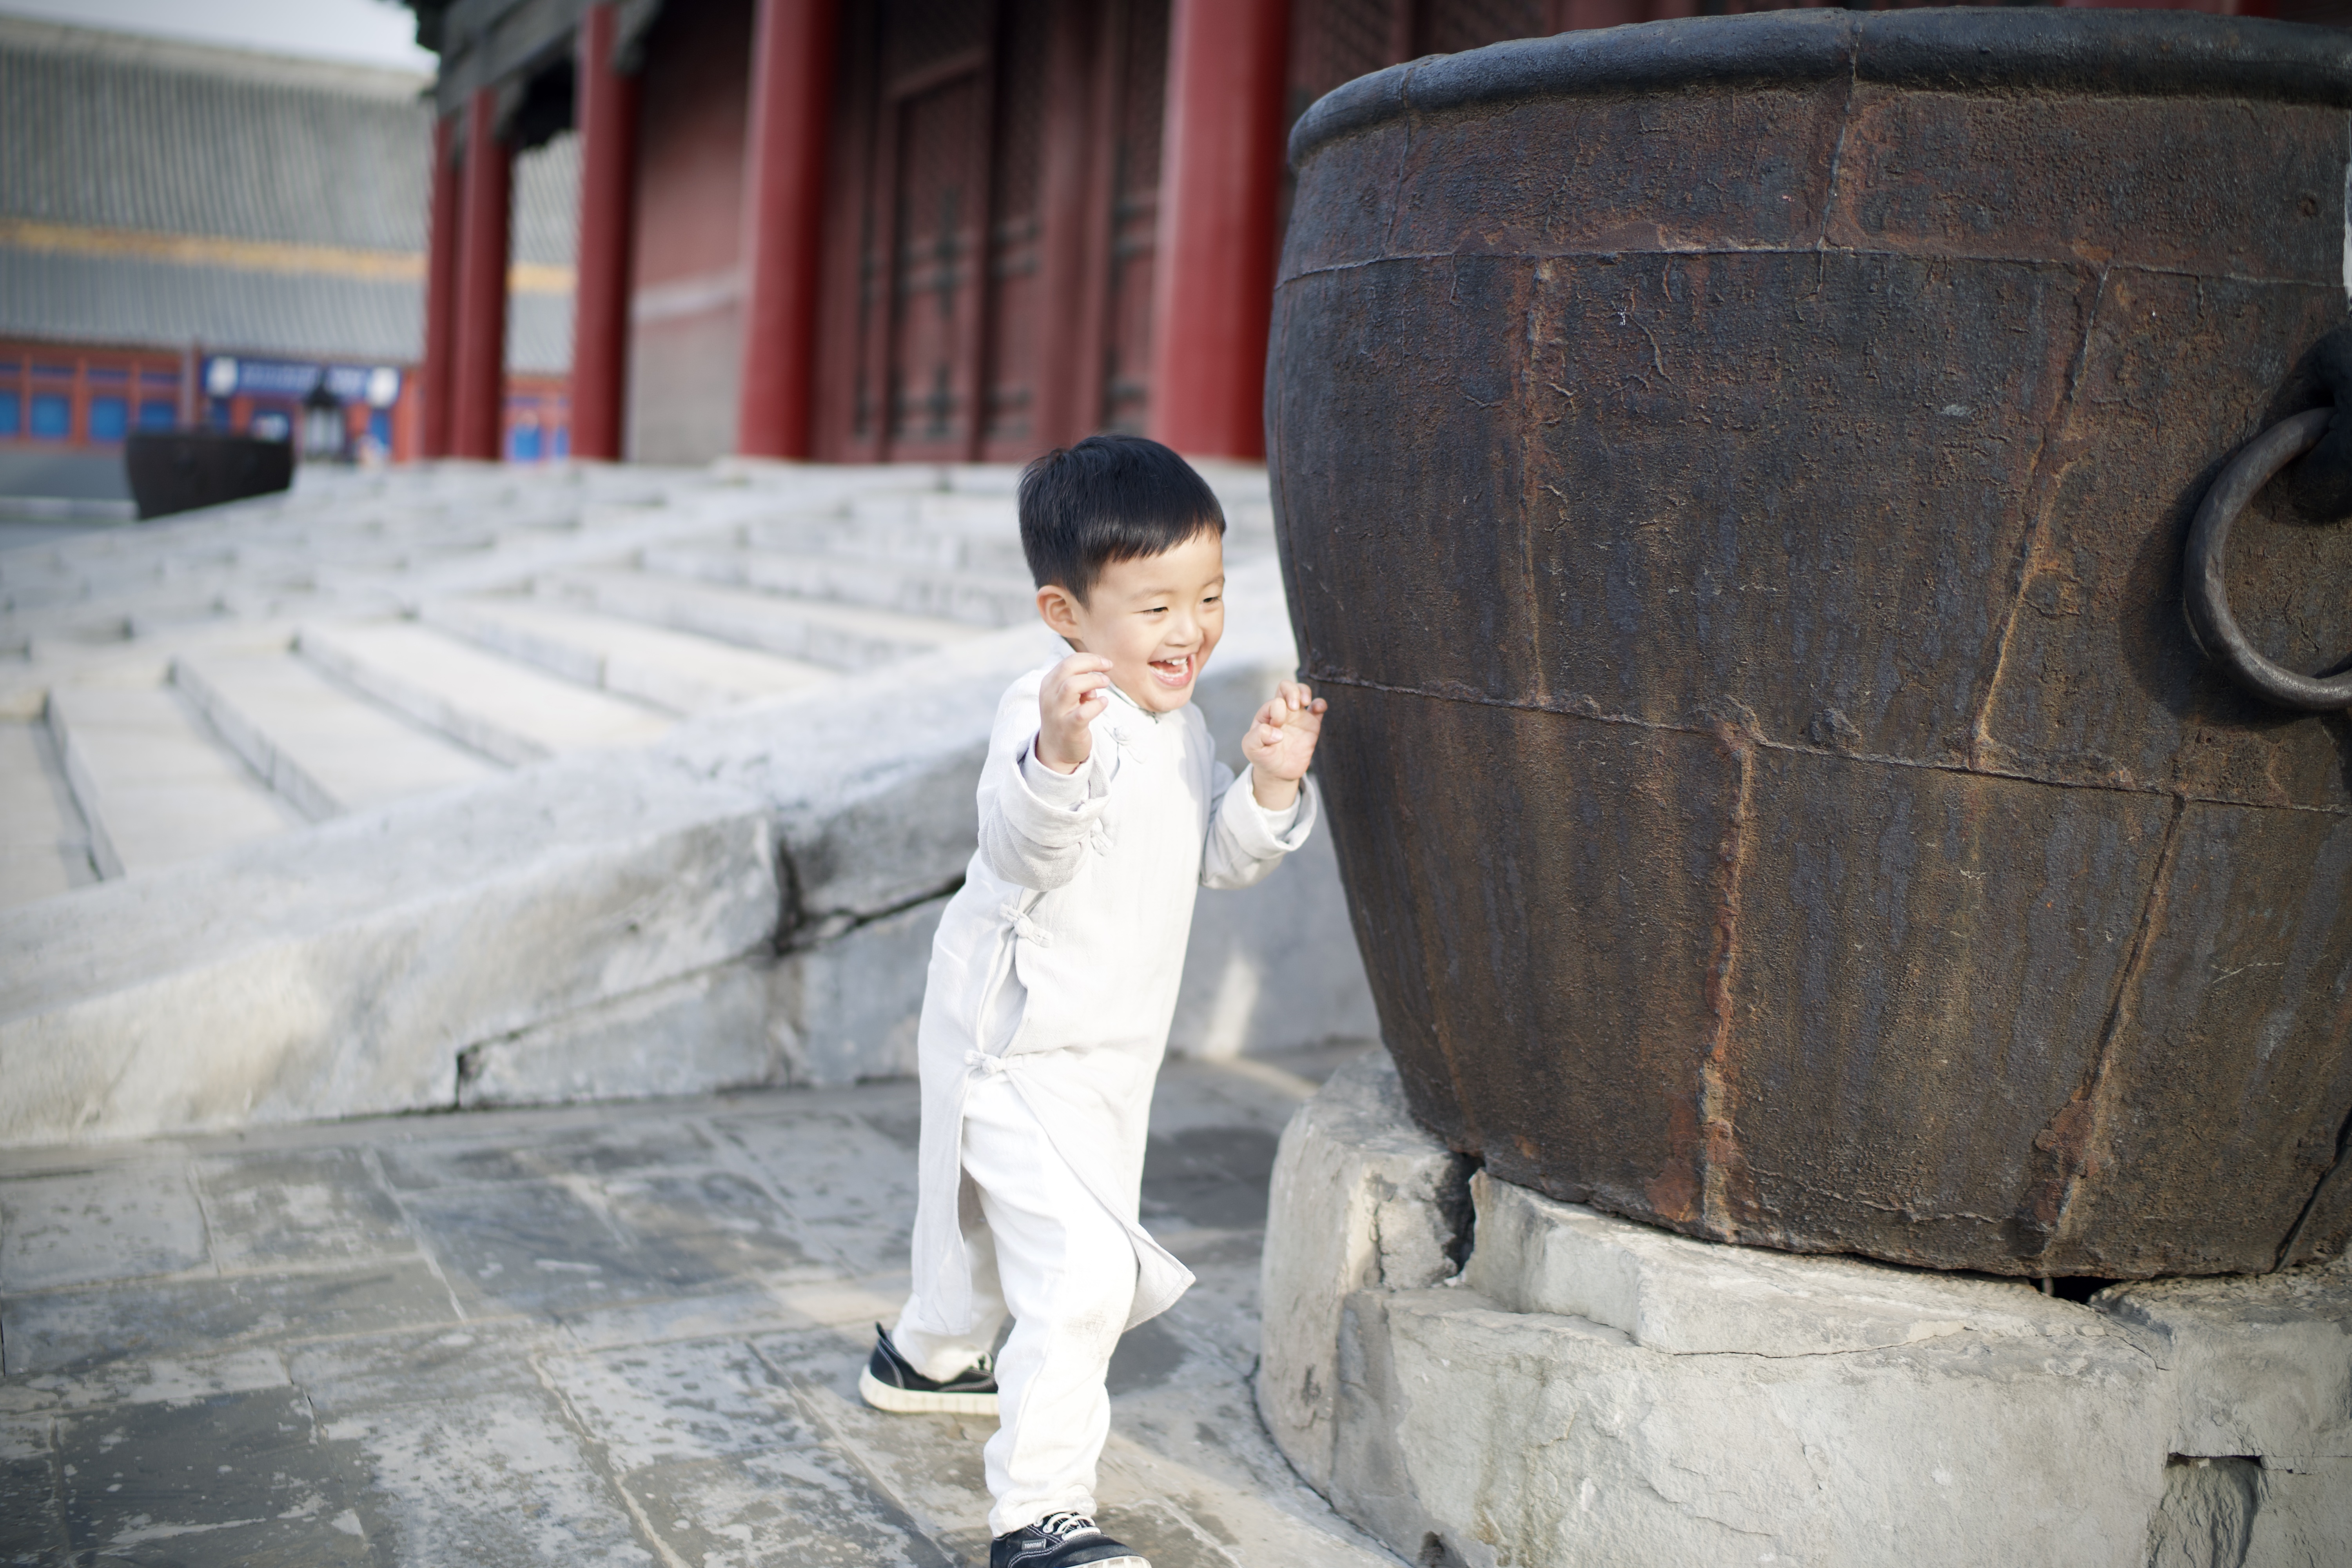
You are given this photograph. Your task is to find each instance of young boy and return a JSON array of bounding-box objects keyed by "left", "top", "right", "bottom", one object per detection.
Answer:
[{"left": 858, "top": 434, "right": 1326, "bottom": 1568}]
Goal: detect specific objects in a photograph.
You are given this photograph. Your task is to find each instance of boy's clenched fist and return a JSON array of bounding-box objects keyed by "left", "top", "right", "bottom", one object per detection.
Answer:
[{"left": 1036, "top": 652, "right": 1113, "bottom": 773}]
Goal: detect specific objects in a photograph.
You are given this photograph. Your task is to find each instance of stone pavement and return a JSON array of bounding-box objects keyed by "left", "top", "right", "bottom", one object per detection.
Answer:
[{"left": 0, "top": 1047, "right": 1401, "bottom": 1567}]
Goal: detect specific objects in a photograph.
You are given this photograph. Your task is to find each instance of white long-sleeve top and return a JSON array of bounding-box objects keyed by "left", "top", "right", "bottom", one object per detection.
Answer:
[{"left": 900, "top": 658, "right": 1319, "bottom": 1338}]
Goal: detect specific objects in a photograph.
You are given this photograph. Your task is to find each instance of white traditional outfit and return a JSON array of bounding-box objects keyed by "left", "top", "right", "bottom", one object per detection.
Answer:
[{"left": 891, "top": 659, "right": 1317, "bottom": 1535}]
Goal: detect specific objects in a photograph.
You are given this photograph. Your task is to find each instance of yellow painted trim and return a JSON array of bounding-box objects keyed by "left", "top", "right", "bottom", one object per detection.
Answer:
[
  {"left": 508, "top": 260, "right": 574, "bottom": 294},
  {"left": 0, "top": 219, "right": 576, "bottom": 295}
]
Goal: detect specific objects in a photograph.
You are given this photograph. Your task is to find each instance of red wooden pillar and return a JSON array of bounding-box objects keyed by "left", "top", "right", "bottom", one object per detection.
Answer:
[
  {"left": 570, "top": 4, "right": 638, "bottom": 461},
  {"left": 421, "top": 114, "right": 462, "bottom": 457},
  {"left": 1147, "top": 0, "right": 1290, "bottom": 459},
  {"left": 451, "top": 87, "right": 513, "bottom": 461},
  {"left": 735, "top": 0, "right": 841, "bottom": 459}
]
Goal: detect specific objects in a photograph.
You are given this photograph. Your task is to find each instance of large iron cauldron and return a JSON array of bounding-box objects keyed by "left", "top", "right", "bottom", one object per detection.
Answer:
[{"left": 1270, "top": 9, "right": 2352, "bottom": 1279}]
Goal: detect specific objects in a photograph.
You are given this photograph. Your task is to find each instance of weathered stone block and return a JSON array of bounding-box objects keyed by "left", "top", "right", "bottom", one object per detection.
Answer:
[
  {"left": 3, "top": 1346, "right": 290, "bottom": 1413},
  {"left": 714, "top": 1105, "right": 920, "bottom": 1279},
  {"left": 1366, "top": 1286, "right": 2166, "bottom": 1568},
  {"left": 54, "top": 1384, "right": 374, "bottom": 1564},
  {"left": 2, "top": 1260, "right": 456, "bottom": 1376},
  {"left": 539, "top": 1336, "right": 804, "bottom": 1475},
  {"left": 320, "top": 1388, "right": 655, "bottom": 1565},
  {"left": 598, "top": 1166, "right": 839, "bottom": 1287},
  {"left": 457, "top": 960, "right": 782, "bottom": 1108},
  {"left": 1466, "top": 1169, "right": 2081, "bottom": 1356},
  {"left": 1258, "top": 1054, "right": 1471, "bottom": 1494},
  {"left": 0, "top": 1412, "right": 63, "bottom": 1563},
  {"left": 2247, "top": 1459, "right": 2352, "bottom": 1568},
  {"left": 624, "top": 1448, "right": 949, "bottom": 1568},
  {"left": 194, "top": 1146, "right": 416, "bottom": 1271},
  {"left": 398, "top": 1174, "right": 764, "bottom": 1318},
  {"left": 0, "top": 753, "right": 778, "bottom": 1146},
  {"left": 2101, "top": 1260, "right": 2352, "bottom": 1461},
  {"left": 773, "top": 898, "right": 947, "bottom": 1087},
  {"left": 288, "top": 1325, "right": 550, "bottom": 1419},
  {"left": 1268, "top": 1053, "right": 2352, "bottom": 1568},
  {"left": 374, "top": 1111, "right": 716, "bottom": 1189},
  {"left": 665, "top": 624, "right": 1056, "bottom": 924},
  {"left": 0, "top": 1163, "right": 209, "bottom": 1290}
]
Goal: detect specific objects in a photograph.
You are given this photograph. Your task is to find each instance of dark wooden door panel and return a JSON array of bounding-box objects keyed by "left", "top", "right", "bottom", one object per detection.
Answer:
[
  {"left": 1099, "top": 0, "right": 1166, "bottom": 435},
  {"left": 978, "top": 0, "right": 1054, "bottom": 460},
  {"left": 886, "top": 72, "right": 987, "bottom": 458}
]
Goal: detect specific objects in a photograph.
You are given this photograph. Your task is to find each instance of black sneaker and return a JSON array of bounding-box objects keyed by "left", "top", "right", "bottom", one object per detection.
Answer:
[
  {"left": 990, "top": 1512, "right": 1147, "bottom": 1568},
  {"left": 856, "top": 1323, "right": 999, "bottom": 1416}
]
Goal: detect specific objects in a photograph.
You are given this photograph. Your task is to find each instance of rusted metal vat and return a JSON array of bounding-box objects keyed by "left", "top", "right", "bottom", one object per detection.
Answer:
[{"left": 1270, "top": 9, "right": 2352, "bottom": 1279}]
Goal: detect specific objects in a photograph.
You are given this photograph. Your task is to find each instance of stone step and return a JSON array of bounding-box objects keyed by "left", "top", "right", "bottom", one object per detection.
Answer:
[
  {"left": 640, "top": 542, "right": 1038, "bottom": 628},
  {"left": 3, "top": 586, "right": 238, "bottom": 655},
  {"left": 845, "top": 490, "right": 1011, "bottom": 527},
  {"left": 741, "top": 514, "right": 1032, "bottom": 578},
  {"left": 171, "top": 644, "right": 503, "bottom": 819},
  {"left": 296, "top": 619, "right": 675, "bottom": 766},
  {"left": 421, "top": 595, "right": 833, "bottom": 716},
  {"left": 545, "top": 566, "right": 984, "bottom": 670},
  {"left": 0, "top": 720, "right": 96, "bottom": 909},
  {"left": 45, "top": 679, "right": 306, "bottom": 878}
]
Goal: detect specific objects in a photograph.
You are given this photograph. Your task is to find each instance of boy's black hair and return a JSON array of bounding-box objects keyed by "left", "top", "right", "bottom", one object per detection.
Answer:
[{"left": 1017, "top": 433, "right": 1225, "bottom": 604}]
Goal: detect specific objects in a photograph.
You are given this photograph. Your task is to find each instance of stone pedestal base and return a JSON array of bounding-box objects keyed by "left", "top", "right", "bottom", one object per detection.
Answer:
[{"left": 1260, "top": 1056, "right": 2352, "bottom": 1568}]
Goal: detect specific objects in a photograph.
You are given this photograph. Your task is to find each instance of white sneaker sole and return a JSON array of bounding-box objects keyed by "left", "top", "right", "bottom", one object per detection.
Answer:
[{"left": 858, "top": 1365, "right": 1001, "bottom": 1417}]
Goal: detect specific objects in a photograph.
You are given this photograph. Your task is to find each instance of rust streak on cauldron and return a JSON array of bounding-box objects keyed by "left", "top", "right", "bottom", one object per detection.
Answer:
[{"left": 1271, "top": 9, "right": 2352, "bottom": 1279}]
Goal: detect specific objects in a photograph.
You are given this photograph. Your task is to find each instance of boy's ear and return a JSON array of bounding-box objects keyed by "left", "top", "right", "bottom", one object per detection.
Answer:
[{"left": 1035, "top": 583, "right": 1084, "bottom": 641}]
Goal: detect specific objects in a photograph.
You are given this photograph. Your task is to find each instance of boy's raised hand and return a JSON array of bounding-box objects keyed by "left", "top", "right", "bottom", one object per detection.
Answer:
[
  {"left": 1036, "top": 652, "right": 1114, "bottom": 773},
  {"left": 1243, "top": 680, "right": 1326, "bottom": 809}
]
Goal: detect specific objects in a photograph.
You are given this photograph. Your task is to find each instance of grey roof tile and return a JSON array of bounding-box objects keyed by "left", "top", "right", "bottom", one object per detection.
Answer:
[
  {"left": 0, "top": 250, "right": 420, "bottom": 362},
  {"left": 514, "top": 132, "right": 578, "bottom": 268},
  {"left": 0, "top": 18, "right": 576, "bottom": 367},
  {"left": 0, "top": 31, "right": 434, "bottom": 252},
  {"left": 507, "top": 287, "right": 573, "bottom": 377},
  {"left": 0, "top": 250, "right": 571, "bottom": 374}
]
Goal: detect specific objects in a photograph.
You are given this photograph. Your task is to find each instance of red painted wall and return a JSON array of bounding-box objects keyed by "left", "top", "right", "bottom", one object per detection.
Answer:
[{"left": 626, "top": 0, "right": 756, "bottom": 463}]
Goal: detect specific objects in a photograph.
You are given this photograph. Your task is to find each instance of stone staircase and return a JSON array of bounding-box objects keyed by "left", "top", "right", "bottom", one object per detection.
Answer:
[
  {"left": 0, "top": 459, "right": 1280, "bottom": 910},
  {"left": 0, "top": 457, "right": 1365, "bottom": 1150}
]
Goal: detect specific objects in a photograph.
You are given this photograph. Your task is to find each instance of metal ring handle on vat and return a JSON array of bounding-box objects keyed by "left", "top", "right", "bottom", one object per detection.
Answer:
[{"left": 2183, "top": 406, "right": 2352, "bottom": 712}]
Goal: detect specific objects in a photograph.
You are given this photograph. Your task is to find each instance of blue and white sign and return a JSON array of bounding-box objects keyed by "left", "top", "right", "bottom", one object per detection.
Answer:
[{"left": 203, "top": 356, "right": 403, "bottom": 408}]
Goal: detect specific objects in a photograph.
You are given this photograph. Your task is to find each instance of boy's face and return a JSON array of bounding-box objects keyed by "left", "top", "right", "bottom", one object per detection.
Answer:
[{"left": 1036, "top": 529, "right": 1225, "bottom": 713}]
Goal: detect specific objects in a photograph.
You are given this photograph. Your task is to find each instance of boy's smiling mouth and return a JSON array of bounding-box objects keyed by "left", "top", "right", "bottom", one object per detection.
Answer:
[{"left": 1148, "top": 654, "right": 1194, "bottom": 687}]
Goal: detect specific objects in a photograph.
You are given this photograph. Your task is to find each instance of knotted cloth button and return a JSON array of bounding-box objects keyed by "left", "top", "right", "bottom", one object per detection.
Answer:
[
  {"left": 965, "top": 1050, "right": 1013, "bottom": 1076},
  {"left": 1000, "top": 900, "right": 1053, "bottom": 947}
]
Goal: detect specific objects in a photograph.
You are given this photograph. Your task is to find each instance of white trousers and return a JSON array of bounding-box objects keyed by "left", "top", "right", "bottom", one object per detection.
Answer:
[{"left": 893, "top": 1070, "right": 1139, "bottom": 1537}]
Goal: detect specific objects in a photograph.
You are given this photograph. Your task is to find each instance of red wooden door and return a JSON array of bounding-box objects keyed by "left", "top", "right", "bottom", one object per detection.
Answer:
[
  {"left": 823, "top": 0, "right": 997, "bottom": 463},
  {"left": 811, "top": 0, "right": 1176, "bottom": 463}
]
